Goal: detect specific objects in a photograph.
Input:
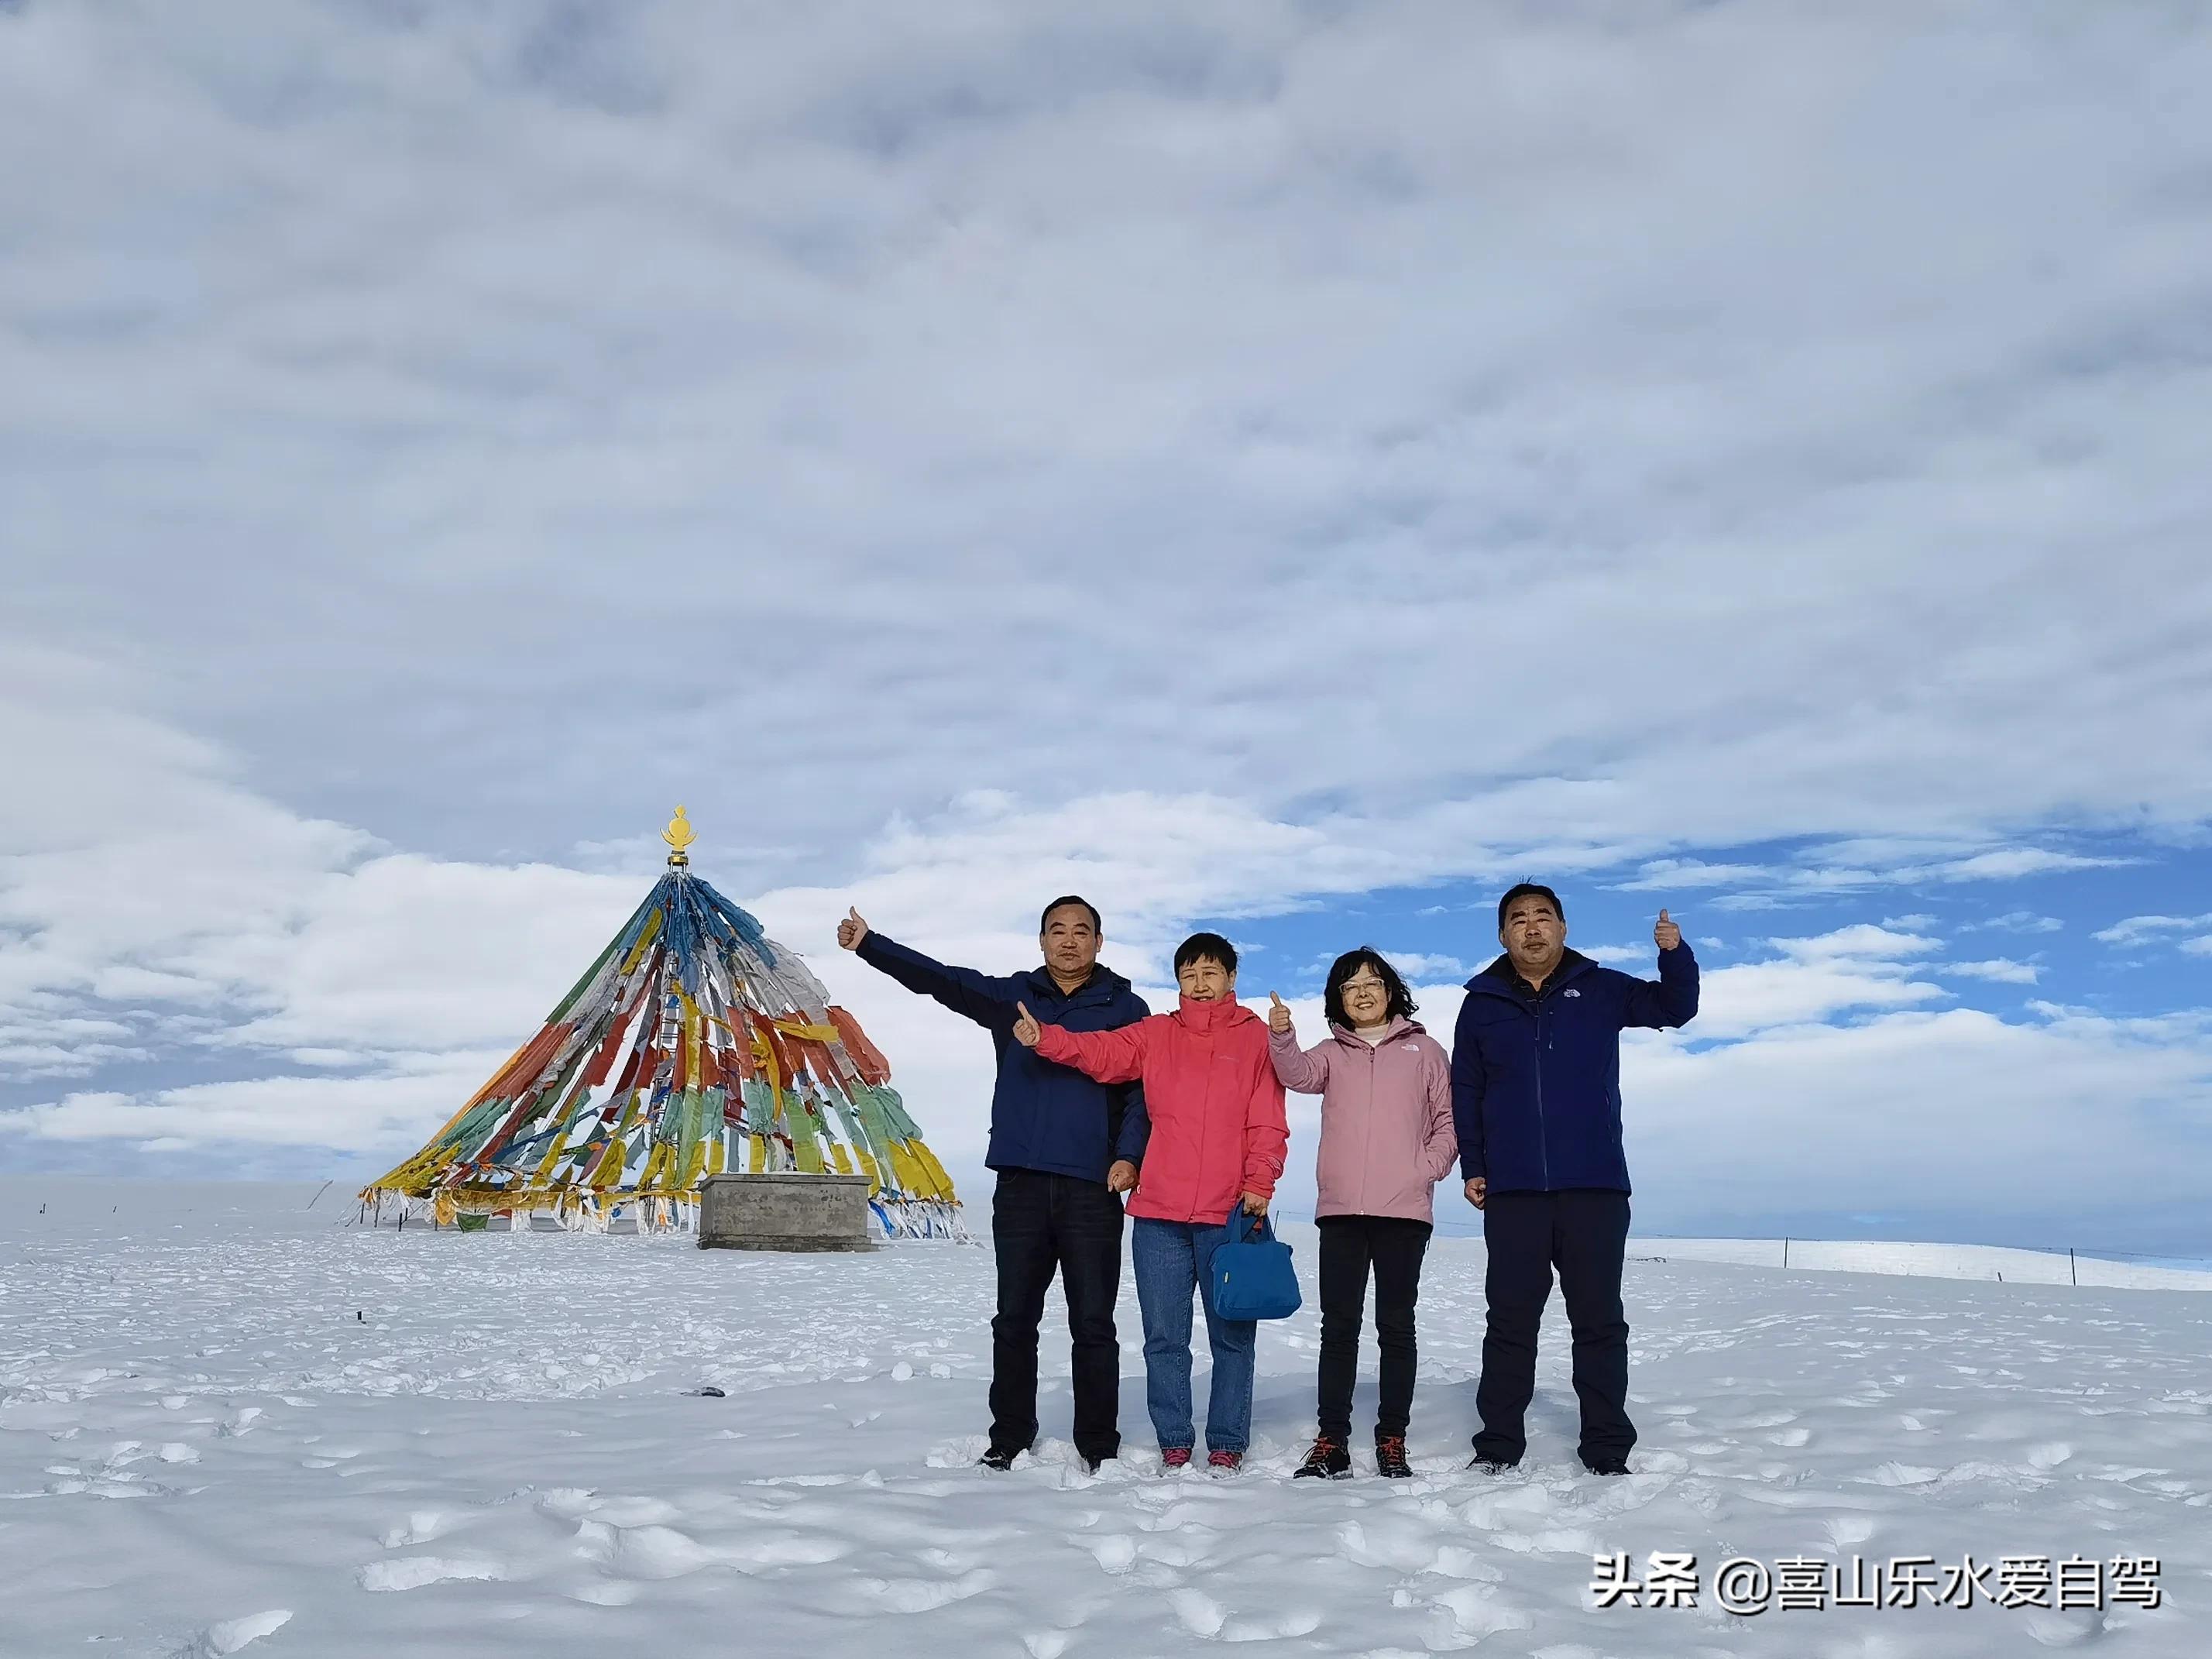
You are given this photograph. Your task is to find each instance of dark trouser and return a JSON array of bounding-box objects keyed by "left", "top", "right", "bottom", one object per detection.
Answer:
[
  {"left": 1316, "top": 1214, "right": 1433, "bottom": 1441},
  {"left": 989, "top": 1168, "right": 1125, "bottom": 1460},
  {"left": 1473, "top": 1188, "right": 1633, "bottom": 1465}
]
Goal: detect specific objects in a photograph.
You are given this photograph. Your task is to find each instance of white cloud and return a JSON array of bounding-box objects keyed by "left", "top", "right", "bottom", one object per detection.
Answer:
[
  {"left": 3, "top": 4, "right": 2212, "bottom": 1245},
  {"left": 8, "top": 1056, "right": 496, "bottom": 1153},
  {"left": 1921, "top": 849, "right": 2128, "bottom": 881},
  {"left": 1938, "top": 958, "right": 2042, "bottom": 984},
  {"left": 1623, "top": 1005, "right": 2212, "bottom": 1226},
  {"left": 2095, "top": 914, "right": 2212, "bottom": 946},
  {"left": 1771, "top": 925, "right": 1939, "bottom": 962},
  {"left": 2182, "top": 936, "right": 2212, "bottom": 958},
  {"left": 1370, "top": 950, "right": 1466, "bottom": 981},
  {"left": 1963, "top": 910, "right": 2064, "bottom": 935}
]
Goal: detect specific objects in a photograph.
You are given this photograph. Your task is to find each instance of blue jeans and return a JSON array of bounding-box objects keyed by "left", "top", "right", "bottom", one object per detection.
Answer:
[{"left": 1130, "top": 1217, "right": 1257, "bottom": 1453}]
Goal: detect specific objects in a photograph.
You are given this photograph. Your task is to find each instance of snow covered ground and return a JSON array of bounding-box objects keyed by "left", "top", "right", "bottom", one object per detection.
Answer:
[{"left": 2, "top": 1178, "right": 2207, "bottom": 1657}]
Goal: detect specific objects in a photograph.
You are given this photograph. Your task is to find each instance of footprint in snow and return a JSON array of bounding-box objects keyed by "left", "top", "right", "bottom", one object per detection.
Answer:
[
  {"left": 357, "top": 1557, "right": 503, "bottom": 1592},
  {"left": 1168, "top": 1588, "right": 1323, "bottom": 1642},
  {"left": 1823, "top": 1514, "right": 1878, "bottom": 1547},
  {"left": 1427, "top": 1582, "right": 1534, "bottom": 1644},
  {"left": 1086, "top": 1534, "right": 1137, "bottom": 1575},
  {"left": 856, "top": 1568, "right": 994, "bottom": 1612},
  {"left": 194, "top": 1609, "right": 290, "bottom": 1656},
  {"left": 378, "top": 1510, "right": 457, "bottom": 1548}
]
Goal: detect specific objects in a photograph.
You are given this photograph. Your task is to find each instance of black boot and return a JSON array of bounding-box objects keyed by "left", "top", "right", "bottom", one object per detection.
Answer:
[
  {"left": 1375, "top": 1434, "right": 1413, "bottom": 1479},
  {"left": 978, "top": 1444, "right": 1024, "bottom": 1472},
  {"left": 1293, "top": 1434, "right": 1352, "bottom": 1479}
]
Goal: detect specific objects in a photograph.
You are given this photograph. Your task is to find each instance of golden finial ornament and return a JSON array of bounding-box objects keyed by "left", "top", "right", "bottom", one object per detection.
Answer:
[{"left": 662, "top": 805, "right": 697, "bottom": 867}]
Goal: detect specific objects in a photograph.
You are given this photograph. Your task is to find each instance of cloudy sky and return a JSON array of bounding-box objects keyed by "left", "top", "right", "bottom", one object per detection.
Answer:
[{"left": 4, "top": 1, "right": 2210, "bottom": 1252}]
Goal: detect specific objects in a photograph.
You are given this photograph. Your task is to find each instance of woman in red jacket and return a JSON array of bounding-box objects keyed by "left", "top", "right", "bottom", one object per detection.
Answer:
[{"left": 1013, "top": 933, "right": 1288, "bottom": 1472}]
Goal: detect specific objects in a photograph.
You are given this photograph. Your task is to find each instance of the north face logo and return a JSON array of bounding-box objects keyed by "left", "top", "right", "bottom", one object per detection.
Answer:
[{"left": 1564, "top": 988, "right": 1582, "bottom": 998}]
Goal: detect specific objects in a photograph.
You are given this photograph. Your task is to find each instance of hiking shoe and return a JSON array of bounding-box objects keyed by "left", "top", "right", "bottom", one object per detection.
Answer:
[
  {"left": 1466, "top": 1453, "right": 1520, "bottom": 1474},
  {"left": 1293, "top": 1435, "right": 1352, "bottom": 1479},
  {"left": 1582, "top": 1454, "right": 1632, "bottom": 1477},
  {"left": 1375, "top": 1435, "right": 1413, "bottom": 1479},
  {"left": 1206, "top": 1449, "right": 1243, "bottom": 1474},
  {"left": 1081, "top": 1451, "right": 1115, "bottom": 1475},
  {"left": 1160, "top": 1446, "right": 1193, "bottom": 1470},
  {"left": 978, "top": 1445, "right": 1024, "bottom": 1472}
]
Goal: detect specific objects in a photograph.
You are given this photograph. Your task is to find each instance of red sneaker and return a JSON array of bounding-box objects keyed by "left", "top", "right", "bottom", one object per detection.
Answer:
[
  {"left": 1207, "top": 1449, "right": 1242, "bottom": 1473},
  {"left": 1161, "top": 1447, "right": 1193, "bottom": 1469}
]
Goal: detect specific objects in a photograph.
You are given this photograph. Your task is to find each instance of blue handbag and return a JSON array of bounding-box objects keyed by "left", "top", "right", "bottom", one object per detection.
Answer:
[{"left": 1207, "top": 1209, "right": 1303, "bottom": 1321}]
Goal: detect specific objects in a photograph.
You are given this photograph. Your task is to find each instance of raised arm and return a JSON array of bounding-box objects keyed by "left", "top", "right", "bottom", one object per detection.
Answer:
[
  {"left": 1266, "top": 1025, "right": 1331, "bottom": 1095},
  {"left": 1450, "top": 994, "right": 1489, "bottom": 1186},
  {"left": 1026, "top": 1011, "right": 1151, "bottom": 1085},
  {"left": 850, "top": 926, "right": 1016, "bottom": 1031},
  {"left": 1623, "top": 915, "right": 1698, "bottom": 1029}
]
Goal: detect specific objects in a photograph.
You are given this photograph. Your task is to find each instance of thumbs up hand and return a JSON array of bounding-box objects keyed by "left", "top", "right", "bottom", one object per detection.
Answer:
[
  {"left": 1268, "top": 991, "right": 1293, "bottom": 1035},
  {"left": 836, "top": 907, "right": 869, "bottom": 951},
  {"left": 1654, "top": 909, "right": 1682, "bottom": 953},
  {"left": 1012, "top": 1001, "right": 1043, "bottom": 1048}
]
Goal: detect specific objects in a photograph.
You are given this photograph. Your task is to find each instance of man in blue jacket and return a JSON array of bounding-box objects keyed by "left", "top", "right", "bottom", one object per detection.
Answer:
[
  {"left": 1451, "top": 883, "right": 1698, "bottom": 1475},
  {"left": 837, "top": 895, "right": 1149, "bottom": 1472}
]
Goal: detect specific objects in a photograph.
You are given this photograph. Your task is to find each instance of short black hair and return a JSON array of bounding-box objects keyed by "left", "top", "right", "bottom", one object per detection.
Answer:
[
  {"left": 1497, "top": 882, "right": 1564, "bottom": 932},
  {"left": 1039, "top": 895, "right": 1102, "bottom": 934},
  {"left": 1173, "top": 931, "right": 1238, "bottom": 975},
  {"left": 1324, "top": 947, "right": 1418, "bottom": 1029}
]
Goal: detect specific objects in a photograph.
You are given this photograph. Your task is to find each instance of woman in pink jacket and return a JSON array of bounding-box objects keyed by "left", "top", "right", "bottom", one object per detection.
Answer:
[
  {"left": 1269, "top": 948, "right": 1456, "bottom": 1479},
  {"left": 1013, "top": 932, "right": 1287, "bottom": 1472}
]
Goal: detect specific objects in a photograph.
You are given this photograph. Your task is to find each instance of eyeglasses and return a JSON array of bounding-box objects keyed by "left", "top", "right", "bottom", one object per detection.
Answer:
[{"left": 1340, "top": 978, "right": 1388, "bottom": 994}]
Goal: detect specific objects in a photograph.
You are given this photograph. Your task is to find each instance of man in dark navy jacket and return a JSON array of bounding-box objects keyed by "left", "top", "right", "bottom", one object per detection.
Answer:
[
  {"left": 838, "top": 895, "right": 1149, "bottom": 1472},
  {"left": 1451, "top": 883, "right": 1698, "bottom": 1475}
]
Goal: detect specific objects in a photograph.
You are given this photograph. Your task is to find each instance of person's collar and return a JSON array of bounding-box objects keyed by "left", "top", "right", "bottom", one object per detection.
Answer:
[
  {"left": 1510, "top": 946, "right": 1589, "bottom": 995},
  {"left": 1034, "top": 962, "right": 1112, "bottom": 998},
  {"left": 1176, "top": 991, "right": 1242, "bottom": 1028}
]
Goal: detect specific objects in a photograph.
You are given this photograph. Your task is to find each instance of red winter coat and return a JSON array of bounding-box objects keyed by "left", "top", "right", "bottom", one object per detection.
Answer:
[
  {"left": 1034, "top": 994, "right": 1288, "bottom": 1226},
  {"left": 1269, "top": 1017, "right": 1457, "bottom": 1222}
]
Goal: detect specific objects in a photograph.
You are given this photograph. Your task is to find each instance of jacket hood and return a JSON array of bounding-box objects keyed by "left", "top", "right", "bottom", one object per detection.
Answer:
[
  {"left": 1324, "top": 1015, "right": 1427, "bottom": 1046},
  {"left": 1173, "top": 992, "right": 1257, "bottom": 1032}
]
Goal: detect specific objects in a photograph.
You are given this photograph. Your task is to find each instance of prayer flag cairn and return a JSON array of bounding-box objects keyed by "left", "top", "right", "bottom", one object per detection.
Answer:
[{"left": 362, "top": 809, "right": 963, "bottom": 1238}]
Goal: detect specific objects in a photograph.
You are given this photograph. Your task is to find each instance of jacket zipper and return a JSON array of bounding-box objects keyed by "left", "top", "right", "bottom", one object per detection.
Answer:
[{"left": 1531, "top": 993, "right": 1551, "bottom": 1190}]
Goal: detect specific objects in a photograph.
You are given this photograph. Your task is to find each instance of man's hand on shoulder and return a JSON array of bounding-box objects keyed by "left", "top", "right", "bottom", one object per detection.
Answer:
[
  {"left": 1653, "top": 908, "right": 1681, "bottom": 953},
  {"left": 837, "top": 907, "right": 870, "bottom": 951},
  {"left": 1464, "top": 1176, "right": 1487, "bottom": 1210}
]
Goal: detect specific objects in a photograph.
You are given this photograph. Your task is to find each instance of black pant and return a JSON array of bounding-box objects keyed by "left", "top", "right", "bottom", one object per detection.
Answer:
[
  {"left": 1473, "top": 1189, "right": 1633, "bottom": 1465},
  {"left": 989, "top": 1168, "right": 1125, "bottom": 1460},
  {"left": 1317, "top": 1214, "right": 1432, "bottom": 1441}
]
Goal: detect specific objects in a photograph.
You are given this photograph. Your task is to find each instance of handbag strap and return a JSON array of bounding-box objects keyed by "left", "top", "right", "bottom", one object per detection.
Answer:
[{"left": 1233, "top": 1207, "right": 1272, "bottom": 1245}]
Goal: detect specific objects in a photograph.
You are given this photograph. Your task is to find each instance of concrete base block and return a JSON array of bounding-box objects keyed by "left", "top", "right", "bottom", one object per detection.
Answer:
[{"left": 699, "top": 1173, "right": 877, "bottom": 1252}]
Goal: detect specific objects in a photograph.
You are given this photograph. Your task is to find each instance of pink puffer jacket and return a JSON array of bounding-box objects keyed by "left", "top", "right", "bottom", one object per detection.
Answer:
[
  {"left": 1035, "top": 994, "right": 1288, "bottom": 1227},
  {"left": 1269, "top": 1016, "right": 1456, "bottom": 1222}
]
